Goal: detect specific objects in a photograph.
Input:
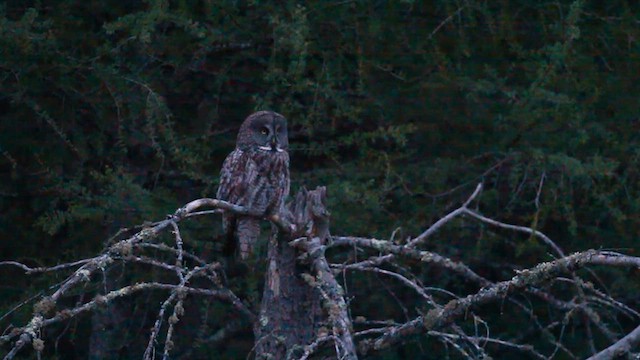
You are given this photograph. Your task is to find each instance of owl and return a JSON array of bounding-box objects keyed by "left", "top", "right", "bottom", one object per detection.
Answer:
[{"left": 217, "top": 111, "right": 290, "bottom": 260}]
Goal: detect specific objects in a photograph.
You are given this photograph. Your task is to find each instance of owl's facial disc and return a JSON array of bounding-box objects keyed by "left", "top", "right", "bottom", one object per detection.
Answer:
[
  {"left": 240, "top": 111, "right": 288, "bottom": 152},
  {"left": 257, "top": 123, "right": 285, "bottom": 152},
  {"left": 257, "top": 131, "right": 281, "bottom": 152}
]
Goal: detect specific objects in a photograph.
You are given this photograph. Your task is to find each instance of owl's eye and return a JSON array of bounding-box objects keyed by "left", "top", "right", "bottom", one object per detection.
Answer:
[{"left": 260, "top": 127, "right": 269, "bottom": 135}]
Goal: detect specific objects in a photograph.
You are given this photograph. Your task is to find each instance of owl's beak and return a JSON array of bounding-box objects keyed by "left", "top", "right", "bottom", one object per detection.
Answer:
[{"left": 270, "top": 137, "right": 278, "bottom": 151}]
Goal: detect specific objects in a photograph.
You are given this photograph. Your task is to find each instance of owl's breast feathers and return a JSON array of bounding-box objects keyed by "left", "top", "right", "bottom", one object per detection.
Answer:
[{"left": 217, "top": 148, "right": 290, "bottom": 215}]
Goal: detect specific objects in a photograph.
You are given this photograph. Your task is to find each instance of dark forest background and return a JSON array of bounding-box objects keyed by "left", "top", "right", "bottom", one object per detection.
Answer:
[{"left": 1, "top": 0, "right": 639, "bottom": 358}]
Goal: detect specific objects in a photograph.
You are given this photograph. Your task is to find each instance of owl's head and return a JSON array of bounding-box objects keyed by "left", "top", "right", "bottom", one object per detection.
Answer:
[{"left": 236, "top": 111, "right": 289, "bottom": 153}]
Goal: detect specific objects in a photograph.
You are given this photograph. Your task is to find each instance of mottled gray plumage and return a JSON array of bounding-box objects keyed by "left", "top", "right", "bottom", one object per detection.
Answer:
[{"left": 217, "top": 111, "right": 290, "bottom": 260}]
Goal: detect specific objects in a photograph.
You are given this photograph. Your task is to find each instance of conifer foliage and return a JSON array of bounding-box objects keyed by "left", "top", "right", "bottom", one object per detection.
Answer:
[{"left": 1, "top": 1, "right": 640, "bottom": 359}]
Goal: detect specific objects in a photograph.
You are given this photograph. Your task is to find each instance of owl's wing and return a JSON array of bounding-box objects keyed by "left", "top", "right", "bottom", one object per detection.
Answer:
[
  {"left": 217, "top": 149, "right": 242, "bottom": 202},
  {"left": 217, "top": 149, "right": 261, "bottom": 257},
  {"left": 217, "top": 149, "right": 242, "bottom": 255},
  {"left": 216, "top": 149, "right": 261, "bottom": 204}
]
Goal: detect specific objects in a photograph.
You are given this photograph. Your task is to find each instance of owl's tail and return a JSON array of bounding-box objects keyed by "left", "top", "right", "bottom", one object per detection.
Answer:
[
  {"left": 236, "top": 217, "right": 260, "bottom": 260},
  {"left": 221, "top": 214, "right": 236, "bottom": 257}
]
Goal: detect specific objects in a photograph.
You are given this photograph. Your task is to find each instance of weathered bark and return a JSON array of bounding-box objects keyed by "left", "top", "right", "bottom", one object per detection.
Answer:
[
  {"left": 253, "top": 187, "right": 323, "bottom": 359},
  {"left": 293, "top": 235, "right": 357, "bottom": 359},
  {"left": 253, "top": 229, "right": 323, "bottom": 359},
  {"left": 254, "top": 187, "right": 357, "bottom": 359}
]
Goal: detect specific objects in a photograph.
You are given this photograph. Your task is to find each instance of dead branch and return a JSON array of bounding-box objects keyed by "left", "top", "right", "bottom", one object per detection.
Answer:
[
  {"left": 0, "top": 259, "right": 97, "bottom": 274},
  {"left": 288, "top": 187, "right": 357, "bottom": 359},
  {"left": 293, "top": 236, "right": 357, "bottom": 360},
  {"left": 331, "top": 236, "right": 489, "bottom": 286},
  {"left": 587, "top": 324, "right": 640, "bottom": 360},
  {"left": 2, "top": 184, "right": 639, "bottom": 359},
  {"left": 407, "top": 183, "right": 483, "bottom": 247},
  {"left": 1, "top": 198, "right": 255, "bottom": 359},
  {"left": 358, "top": 250, "right": 640, "bottom": 354}
]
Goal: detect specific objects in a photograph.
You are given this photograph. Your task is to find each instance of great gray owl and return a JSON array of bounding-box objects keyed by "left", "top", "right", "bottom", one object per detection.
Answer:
[{"left": 217, "top": 111, "right": 290, "bottom": 260}]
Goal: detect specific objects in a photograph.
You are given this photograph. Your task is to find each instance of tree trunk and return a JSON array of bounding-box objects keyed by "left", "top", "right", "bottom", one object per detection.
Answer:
[
  {"left": 253, "top": 230, "right": 323, "bottom": 359},
  {"left": 253, "top": 187, "right": 357, "bottom": 360}
]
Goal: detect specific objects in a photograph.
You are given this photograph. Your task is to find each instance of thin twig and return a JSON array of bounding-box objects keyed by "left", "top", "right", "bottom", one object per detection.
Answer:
[
  {"left": 462, "top": 208, "right": 565, "bottom": 258},
  {"left": 0, "top": 259, "right": 96, "bottom": 274},
  {"left": 407, "top": 183, "right": 483, "bottom": 247}
]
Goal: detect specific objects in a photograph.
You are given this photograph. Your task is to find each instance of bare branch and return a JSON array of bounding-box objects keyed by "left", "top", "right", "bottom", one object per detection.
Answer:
[
  {"left": 462, "top": 208, "right": 565, "bottom": 258},
  {"left": 3, "top": 184, "right": 639, "bottom": 360},
  {"left": 293, "top": 236, "right": 357, "bottom": 360},
  {"left": 427, "top": 331, "right": 547, "bottom": 360},
  {"left": 2, "top": 197, "right": 263, "bottom": 358},
  {"left": 294, "top": 335, "right": 337, "bottom": 360},
  {"left": 0, "top": 258, "right": 97, "bottom": 274},
  {"left": 359, "top": 250, "right": 640, "bottom": 354},
  {"left": 142, "top": 262, "right": 248, "bottom": 360},
  {"left": 587, "top": 324, "right": 640, "bottom": 360},
  {"left": 331, "top": 236, "right": 489, "bottom": 286},
  {"left": 178, "top": 198, "right": 295, "bottom": 233},
  {"left": 340, "top": 265, "right": 434, "bottom": 303},
  {"left": 407, "top": 183, "right": 483, "bottom": 247}
]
